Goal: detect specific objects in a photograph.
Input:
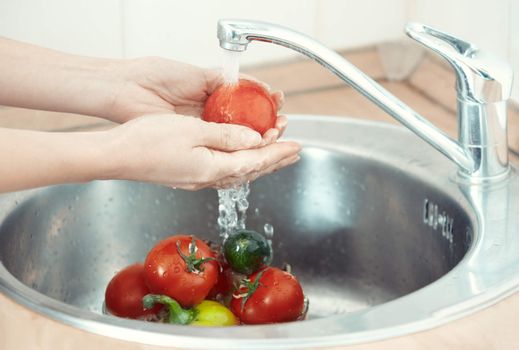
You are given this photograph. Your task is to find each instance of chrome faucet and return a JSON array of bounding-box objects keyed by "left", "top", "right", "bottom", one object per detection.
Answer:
[{"left": 217, "top": 20, "right": 514, "bottom": 183}]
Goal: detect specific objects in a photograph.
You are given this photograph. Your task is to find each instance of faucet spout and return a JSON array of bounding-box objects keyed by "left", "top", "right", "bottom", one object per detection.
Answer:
[{"left": 217, "top": 19, "right": 512, "bottom": 182}]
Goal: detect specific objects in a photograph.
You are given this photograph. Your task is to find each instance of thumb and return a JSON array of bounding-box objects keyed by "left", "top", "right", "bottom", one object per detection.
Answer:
[{"left": 199, "top": 122, "right": 262, "bottom": 151}]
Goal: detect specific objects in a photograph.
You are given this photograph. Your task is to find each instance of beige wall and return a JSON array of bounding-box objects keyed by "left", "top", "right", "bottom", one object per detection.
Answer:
[{"left": 0, "top": 0, "right": 517, "bottom": 101}]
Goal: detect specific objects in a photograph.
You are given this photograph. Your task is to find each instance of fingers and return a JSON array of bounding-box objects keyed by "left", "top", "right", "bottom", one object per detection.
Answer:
[
  {"left": 260, "top": 115, "right": 288, "bottom": 146},
  {"left": 204, "top": 69, "right": 226, "bottom": 94},
  {"left": 212, "top": 141, "right": 301, "bottom": 180},
  {"left": 271, "top": 90, "right": 284, "bottom": 110},
  {"left": 175, "top": 105, "right": 203, "bottom": 117},
  {"left": 261, "top": 128, "right": 280, "bottom": 145},
  {"left": 275, "top": 115, "right": 288, "bottom": 138},
  {"left": 198, "top": 121, "right": 262, "bottom": 151},
  {"left": 214, "top": 153, "right": 301, "bottom": 189}
]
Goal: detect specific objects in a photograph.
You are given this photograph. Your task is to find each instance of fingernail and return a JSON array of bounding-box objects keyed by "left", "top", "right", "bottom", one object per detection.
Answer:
[
  {"left": 241, "top": 130, "right": 262, "bottom": 147},
  {"left": 278, "top": 121, "right": 287, "bottom": 130},
  {"left": 268, "top": 130, "right": 279, "bottom": 143}
]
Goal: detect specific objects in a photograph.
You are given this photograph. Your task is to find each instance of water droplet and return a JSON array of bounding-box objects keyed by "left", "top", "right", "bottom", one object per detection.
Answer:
[{"left": 263, "top": 223, "right": 274, "bottom": 238}]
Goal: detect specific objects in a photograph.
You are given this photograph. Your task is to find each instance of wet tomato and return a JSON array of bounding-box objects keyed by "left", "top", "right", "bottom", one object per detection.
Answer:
[
  {"left": 144, "top": 295, "right": 238, "bottom": 327},
  {"left": 231, "top": 267, "right": 304, "bottom": 324},
  {"left": 104, "top": 263, "right": 161, "bottom": 319},
  {"left": 202, "top": 79, "right": 277, "bottom": 135},
  {"left": 144, "top": 235, "right": 219, "bottom": 308},
  {"left": 223, "top": 229, "right": 272, "bottom": 275},
  {"left": 207, "top": 262, "right": 234, "bottom": 300}
]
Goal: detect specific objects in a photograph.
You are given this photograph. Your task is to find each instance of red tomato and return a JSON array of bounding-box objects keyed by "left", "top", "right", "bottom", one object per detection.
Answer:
[
  {"left": 207, "top": 262, "right": 234, "bottom": 300},
  {"left": 144, "top": 235, "right": 219, "bottom": 308},
  {"left": 202, "top": 79, "right": 277, "bottom": 135},
  {"left": 104, "top": 263, "right": 161, "bottom": 319},
  {"left": 231, "top": 267, "right": 304, "bottom": 324}
]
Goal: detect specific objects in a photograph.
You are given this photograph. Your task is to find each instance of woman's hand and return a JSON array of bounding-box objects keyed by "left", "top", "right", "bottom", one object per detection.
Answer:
[
  {"left": 107, "top": 114, "right": 300, "bottom": 190},
  {"left": 106, "top": 57, "right": 287, "bottom": 143},
  {"left": 0, "top": 114, "right": 299, "bottom": 193},
  {"left": 0, "top": 38, "right": 287, "bottom": 143}
]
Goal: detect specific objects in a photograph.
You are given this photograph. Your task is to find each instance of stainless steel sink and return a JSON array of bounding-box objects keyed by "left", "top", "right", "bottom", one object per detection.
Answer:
[{"left": 2, "top": 115, "right": 519, "bottom": 349}]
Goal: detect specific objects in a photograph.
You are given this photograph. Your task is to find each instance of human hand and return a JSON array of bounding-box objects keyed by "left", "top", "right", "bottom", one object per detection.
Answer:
[
  {"left": 105, "top": 57, "right": 287, "bottom": 143},
  {"left": 0, "top": 38, "right": 287, "bottom": 141},
  {"left": 107, "top": 114, "right": 300, "bottom": 190}
]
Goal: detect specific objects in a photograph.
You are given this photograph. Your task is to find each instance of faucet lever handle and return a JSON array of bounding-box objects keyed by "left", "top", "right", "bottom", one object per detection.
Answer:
[{"left": 405, "top": 22, "right": 513, "bottom": 103}]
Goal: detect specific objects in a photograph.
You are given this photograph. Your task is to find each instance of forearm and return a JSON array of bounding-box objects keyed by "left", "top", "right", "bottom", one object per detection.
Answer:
[
  {"left": 0, "top": 37, "right": 124, "bottom": 119},
  {"left": 0, "top": 127, "right": 118, "bottom": 192}
]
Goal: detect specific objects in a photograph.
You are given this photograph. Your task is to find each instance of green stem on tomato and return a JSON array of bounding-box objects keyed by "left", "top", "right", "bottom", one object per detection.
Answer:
[
  {"left": 176, "top": 236, "right": 215, "bottom": 273},
  {"left": 142, "top": 294, "right": 197, "bottom": 325},
  {"left": 236, "top": 268, "right": 267, "bottom": 313}
]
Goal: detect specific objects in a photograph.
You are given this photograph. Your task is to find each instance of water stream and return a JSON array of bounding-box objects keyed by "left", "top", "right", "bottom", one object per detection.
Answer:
[{"left": 216, "top": 50, "right": 272, "bottom": 241}]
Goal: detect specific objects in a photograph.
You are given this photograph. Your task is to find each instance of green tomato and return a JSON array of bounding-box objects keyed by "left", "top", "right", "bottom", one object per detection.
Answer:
[{"left": 223, "top": 230, "right": 272, "bottom": 275}]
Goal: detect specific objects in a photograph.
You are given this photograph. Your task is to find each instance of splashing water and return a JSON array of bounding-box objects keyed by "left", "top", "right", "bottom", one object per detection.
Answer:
[
  {"left": 263, "top": 223, "right": 274, "bottom": 264},
  {"left": 263, "top": 223, "right": 274, "bottom": 238},
  {"left": 217, "top": 182, "right": 250, "bottom": 239}
]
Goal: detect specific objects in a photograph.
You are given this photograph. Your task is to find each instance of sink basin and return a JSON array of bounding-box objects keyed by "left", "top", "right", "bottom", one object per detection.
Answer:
[{"left": 1, "top": 115, "right": 518, "bottom": 349}]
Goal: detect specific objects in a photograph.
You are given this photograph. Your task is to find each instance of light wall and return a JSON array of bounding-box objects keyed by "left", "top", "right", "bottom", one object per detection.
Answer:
[
  {"left": 0, "top": 0, "right": 517, "bottom": 100},
  {"left": 408, "top": 0, "right": 518, "bottom": 102}
]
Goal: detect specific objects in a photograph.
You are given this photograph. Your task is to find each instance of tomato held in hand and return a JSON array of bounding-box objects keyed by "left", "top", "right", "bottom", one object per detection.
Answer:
[
  {"left": 202, "top": 79, "right": 277, "bottom": 135},
  {"left": 144, "top": 235, "right": 219, "bottom": 308},
  {"left": 231, "top": 267, "right": 305, "bottom": 324},
  {"left": 104, "top": 263, "right": 161, "bottom": 319}
]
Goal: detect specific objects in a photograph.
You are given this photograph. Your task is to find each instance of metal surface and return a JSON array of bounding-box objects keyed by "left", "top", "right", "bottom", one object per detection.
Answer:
[
  {"left": 217, "top": 20, "right": 513, "bottom": 181},
  {"left": 1, "top": 116, "right": 519, "bottom": 349}
]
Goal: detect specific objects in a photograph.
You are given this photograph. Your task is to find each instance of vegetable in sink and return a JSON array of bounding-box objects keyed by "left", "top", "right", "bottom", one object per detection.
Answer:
[{"left": 104, "top": 233, "right": 307, "bottom": 325}]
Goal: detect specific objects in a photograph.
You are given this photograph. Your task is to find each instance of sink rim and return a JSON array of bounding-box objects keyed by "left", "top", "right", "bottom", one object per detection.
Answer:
[{"left": 1, "top": 114, "right": 518, "bottom": 349}]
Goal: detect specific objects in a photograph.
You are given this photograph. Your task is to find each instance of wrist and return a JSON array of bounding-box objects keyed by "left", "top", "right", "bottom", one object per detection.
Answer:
[
  {"left": 0, "top": 37, "right": 125, "bottom": 119},
  {"left": 0, "top": 128, "right": 123, "bottom": 192},
  {"left": 91, "top": 128, "right": 126, "bottom": 181},
  {"left": 67, "top": 56, "right": 130, "bottom": 122}
]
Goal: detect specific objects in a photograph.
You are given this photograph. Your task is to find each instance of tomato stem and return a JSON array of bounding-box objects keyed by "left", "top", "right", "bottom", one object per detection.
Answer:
[
  {"left": 176, "top": 236, "right": 215, "bottom": 274},
  {"left": 142, "top": 294, "right": 197, "bottom": 325},
  {"left": 234, "top": 268, "right": 267, "bottom": 313}
]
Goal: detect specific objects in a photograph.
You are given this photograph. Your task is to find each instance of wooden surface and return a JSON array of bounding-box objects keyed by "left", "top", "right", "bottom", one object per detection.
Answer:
[
  {"left": 1, "top": 47, "right": 519, "bottom": 349},
  {"left": 1, "top": 288, "right": 519, "bottom": 350}
]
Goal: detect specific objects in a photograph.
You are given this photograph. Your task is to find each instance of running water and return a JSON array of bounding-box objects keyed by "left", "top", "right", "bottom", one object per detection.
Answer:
[
  {"left": 216, "top": 49, "right": 274, "bottom": 241},
  {"left": 216, "top": 49, "right": 250, "bottom": 240},
  {"left": 217, "top": 182, "right": 250, "bottom": 240},
  {"left": 221, "top": 49, "right": 241, "bottom": 85}
]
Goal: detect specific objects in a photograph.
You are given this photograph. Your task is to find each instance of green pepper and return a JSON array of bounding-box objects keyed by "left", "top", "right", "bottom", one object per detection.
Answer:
[
  {"left": 223, "top": 230, "right": 272, "bottom": 275},
  {"left": 142, "top": 294, "right": 237, "bottom": 327}
]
